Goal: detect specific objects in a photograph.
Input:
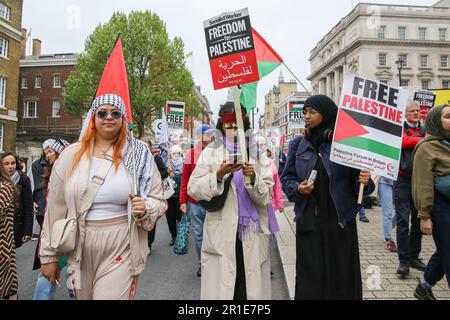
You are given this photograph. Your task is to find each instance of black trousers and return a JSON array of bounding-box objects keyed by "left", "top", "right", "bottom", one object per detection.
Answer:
[
  {"left": 166, "top": 197, "right": 182, "bottom": 239},
  {"left": 394, "top": 175, "right": 422, "bottom": 265},
  {"left": 233, "top": 237, "right": 247, "bottom": 300}
]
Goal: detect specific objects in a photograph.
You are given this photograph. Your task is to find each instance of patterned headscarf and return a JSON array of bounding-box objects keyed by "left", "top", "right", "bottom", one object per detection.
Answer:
[
  {"left": 43, "top": 139, "right": 56, "bottom": 150},
  {"left": 48, "top": 139, "right": 70, "bottom": 155},
  {"left": 79, "top": 93, "right": 154, "bottom": 197}
]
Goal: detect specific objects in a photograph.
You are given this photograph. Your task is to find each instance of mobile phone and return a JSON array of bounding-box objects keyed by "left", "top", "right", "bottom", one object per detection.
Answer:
[{"left": 308, "top": 170, "right": 317, "bottom": 184}]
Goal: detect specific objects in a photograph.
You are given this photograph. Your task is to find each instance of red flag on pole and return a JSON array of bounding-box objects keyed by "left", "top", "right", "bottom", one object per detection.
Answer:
[{"left": 96, "top": 37, "right": 132, "bottom": 124}]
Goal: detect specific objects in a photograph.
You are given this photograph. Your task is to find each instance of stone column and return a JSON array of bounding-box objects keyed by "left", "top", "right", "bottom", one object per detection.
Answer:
[
  {"left": 326, "top": 74, "right": 332, "bottom": 97},
  {"left": 334, "top": 68, "right": 341, "bottom": 103}
]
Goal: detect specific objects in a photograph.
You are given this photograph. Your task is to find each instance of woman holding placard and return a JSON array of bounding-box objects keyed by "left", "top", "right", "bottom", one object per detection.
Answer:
[{"left": 281, "top": 95, "right": 374, "bottom": 300}]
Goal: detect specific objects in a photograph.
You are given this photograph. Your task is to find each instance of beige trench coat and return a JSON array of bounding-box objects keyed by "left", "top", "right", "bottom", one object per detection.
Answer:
[{"left": 188, "top": 144, "right": 274, "bottom": 300}]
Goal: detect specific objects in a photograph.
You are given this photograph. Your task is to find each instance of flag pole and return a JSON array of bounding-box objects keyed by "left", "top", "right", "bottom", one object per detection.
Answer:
[
  {"left": 232, "top": 86, "right": 251, "bottom": 184},
  {"left": 282, "top": 62, "right": 311, "bottom": 96}
]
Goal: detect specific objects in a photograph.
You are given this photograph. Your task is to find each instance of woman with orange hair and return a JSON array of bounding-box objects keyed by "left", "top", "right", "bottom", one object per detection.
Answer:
[{"left": 39, "top": 94, "right": 167, "bottom": 300}]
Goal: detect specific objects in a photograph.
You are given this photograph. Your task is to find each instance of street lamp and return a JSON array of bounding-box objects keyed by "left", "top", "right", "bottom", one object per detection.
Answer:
[{"left": 395, "top": 59, "right": 403, "bottom": 86}]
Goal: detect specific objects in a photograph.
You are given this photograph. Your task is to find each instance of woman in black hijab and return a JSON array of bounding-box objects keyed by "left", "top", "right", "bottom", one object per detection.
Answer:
[{"left": 281, "top": 95, "right": 374, "bottom": 300}]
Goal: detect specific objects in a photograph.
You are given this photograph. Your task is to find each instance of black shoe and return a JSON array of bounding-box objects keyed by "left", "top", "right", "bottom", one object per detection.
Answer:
[
  {"left": 414, "top": 281, "right": 437, "bottom": 300},
  {"left": 196, "top": 266, "right": 201, "bottom": 277},
  {"left": 359, "top": 216, "right": 370, "bottom": 223},
  {"left": 169, "top": 238, "right": 175, "bottom": 246},
  {"left": 410, "top": 259, "right": 426, "bottom": 272},
  {"left": 397, "top": 263, "right": 410, "bottom": 276}
]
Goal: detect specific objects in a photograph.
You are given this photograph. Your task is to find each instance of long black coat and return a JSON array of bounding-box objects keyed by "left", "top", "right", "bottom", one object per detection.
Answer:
[{"left": 14, "top": 174, "right": 34, "bottom": 248}]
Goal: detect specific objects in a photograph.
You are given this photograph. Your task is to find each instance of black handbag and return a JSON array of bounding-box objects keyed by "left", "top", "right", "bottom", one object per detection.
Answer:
[{"left": 198, "top": 173, "right": 233, "bottom": 212}]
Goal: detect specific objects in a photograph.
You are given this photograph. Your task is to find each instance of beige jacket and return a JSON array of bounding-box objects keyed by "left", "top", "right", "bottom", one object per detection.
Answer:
[
  {"left": 39, "top": 143, "right": 167, "bottom": 276},
  {"left": 188, "top": 145, "right": 274, "bottom": 300}
]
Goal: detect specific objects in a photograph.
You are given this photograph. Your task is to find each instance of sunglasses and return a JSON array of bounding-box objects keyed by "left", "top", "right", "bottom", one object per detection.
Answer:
[
  {"left": 223, "top": 123, "right": 239, "bottom": 130},
  {"left": 95, "top": 109, "right": 123, "bottom": 120}
]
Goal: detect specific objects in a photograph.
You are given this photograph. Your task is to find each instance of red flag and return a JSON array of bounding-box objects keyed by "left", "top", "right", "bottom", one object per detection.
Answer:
[{"left": 96, "top": 37, "right": 132, "bottom": 124}]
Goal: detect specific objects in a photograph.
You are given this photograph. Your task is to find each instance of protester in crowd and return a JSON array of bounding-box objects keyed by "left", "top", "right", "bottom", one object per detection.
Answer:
[
  {"left": 378, "top": 177, "right": 397, "bottom": 252},
  {"left": 28, "top": 142, "right": 51, "bottom": 242},
  {"left": 412, "top": 105, "right": 450, "bottom": 300},
  {"left": 166, "top": 144, "right": 184, "bottom": 246},
  {"left": 2, "top": 153, "right": 33, "bottom": 249},
  {"left": 281, "top": 95, "right": 374, "bottom": 300},
  {"left": 31, "top": 139, "right": 74, "bottom": 300},
  {"left": 0, "top": 161, "right": 18, "bottom": 300},
  {"left": 256, "top": 137, "right": 284, "bottom": 214},
  {"left": 179, "top": 124, "right": 215, "bottom": 277},
  {"left": 278, "top": 151, "right": 287, "bottom": 177},
  {"left": 39, "top": 94, "right": 167, "bottom": 300},
  {"left": 141, "top": 137, "right": 168, "bottom": 254},
  {"left": 188, "top": 102, "right": 276, "bottom": 300},
  {"left": 395, "top": 102, "right": 426, "bottom": 277}
]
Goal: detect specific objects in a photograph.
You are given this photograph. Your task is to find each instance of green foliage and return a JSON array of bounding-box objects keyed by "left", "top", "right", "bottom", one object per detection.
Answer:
[{"left": 63, "top": 11, "right": 200, "bottom": 137}]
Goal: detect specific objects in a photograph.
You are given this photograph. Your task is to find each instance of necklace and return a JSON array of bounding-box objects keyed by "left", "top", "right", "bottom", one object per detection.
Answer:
[{"left": 94, "top": 144, "right": 111, "bottom": 155}]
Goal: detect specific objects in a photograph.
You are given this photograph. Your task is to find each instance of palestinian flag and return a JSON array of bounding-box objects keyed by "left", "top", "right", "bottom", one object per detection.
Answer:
[
  {"left": 240, "top": 28, "right": 283, "bottom": 112},
  {"left": 289, "top": 101, "right": 304, "bottom": 112},
  {"left": 166, "top": 102, "right": 184, "bottom": 117},
  {"left": 333, "top": 108, "right": 403, "bottom": 160},
  {"left": 96, "top": 37, "right": 132, "bottom": 126}
]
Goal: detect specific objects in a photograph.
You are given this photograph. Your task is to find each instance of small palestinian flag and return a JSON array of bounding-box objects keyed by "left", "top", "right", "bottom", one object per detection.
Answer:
[
  {"left": 289, "top": 101, "right": 303, "bottom": 112},
  {"left": 166, "top": 102, "right": 184, "bottom": 117},
  {"left": 333, "top": 108, "right": 403, "bottom": 160}
]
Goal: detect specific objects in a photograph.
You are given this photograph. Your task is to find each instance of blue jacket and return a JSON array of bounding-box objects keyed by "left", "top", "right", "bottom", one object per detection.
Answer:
[{"left": 281, "top": 136, "right": 375, "bottom": 226}]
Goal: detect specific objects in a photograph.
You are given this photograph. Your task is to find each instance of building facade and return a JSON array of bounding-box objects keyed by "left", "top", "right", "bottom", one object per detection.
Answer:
[
  {"left": 262, "top": 70, "right": 298, "bottom": 130},
  {"left": 272, "top": 91, "right": 310, "bottom": 139},
  {"left": 0, "top": 0, "right": 23, "bottom": 152},
  {"left": 16, "top": 42, "right": 80, "bottom": 165},
  {"left": 308, "top": 1, "right": 450, "bottom": 102}
]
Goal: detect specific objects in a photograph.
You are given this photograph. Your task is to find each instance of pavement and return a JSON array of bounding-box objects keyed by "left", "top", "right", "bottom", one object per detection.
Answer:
[{"left": 276, "top": 205, "right": 450, "bottom": 300}]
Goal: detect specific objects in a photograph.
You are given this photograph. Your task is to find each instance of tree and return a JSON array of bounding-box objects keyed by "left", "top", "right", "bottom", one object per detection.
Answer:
[{"left": 63, "top": 11, "right": 201, "bottom": 137}]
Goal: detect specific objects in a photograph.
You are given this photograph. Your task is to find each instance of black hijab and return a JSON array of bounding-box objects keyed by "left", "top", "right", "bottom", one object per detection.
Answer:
[{"left": 304, "top": 95, "right": 338, "bottom": 149}]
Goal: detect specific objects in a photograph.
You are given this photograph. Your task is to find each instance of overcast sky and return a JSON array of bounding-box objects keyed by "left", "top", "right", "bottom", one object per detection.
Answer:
[{"left": 22, "top": 0, "right": 437, "bottom": 125}]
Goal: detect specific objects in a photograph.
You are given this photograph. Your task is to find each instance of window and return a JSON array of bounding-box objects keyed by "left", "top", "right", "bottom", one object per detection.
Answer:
[
  {"left": 443, "top": 81, "right": 449, "bottom": 89},
  {"left": 35, "top": 76, "right": 41, "bottom": 88},
  {"left": 420, "top": 55, "right": 428, "bottom": 68},
  {"left": 398, "top": 54, "right": 408, "bottom": 67},
  {"left": 400, "top": 80, "right": 409, "bottom": 87},
  {"left": 0, "top": 37, "right": 8, "bottom": 58},
  {"left": 377, "top": 25, "right": 386, "bottom": 39},
  {"left": 0, "top": 3, "right": 10, "bottom": 21},
  {"left": 52, "top": 100, "right": 61, "bottom": 118},
  {"left": 421, "top": 80, "right": 430, "bottom": 90},
  {"left": 380, "top": 80, "right": 388, "bottom": 85},
  {"left": 53, "top": 75, "right": 61, "bottom": 88},
  {"left": 439, "top": 28, "right": 447, "bottom": 41},
  {"left": 0, "top": 77, "right": 6, "bottom": 108},
  {"left": 419, "top": 27, "right": 427, "bottom": 40},
  {"left": 0, "top": 123, "right": 3, "bottom": 151},
  {"left": 441, "top": 55, "right": 449, "bottom": 68},
  {"left": 21, "top": 77, "right": 28, "bottom": 89},
  {"left": 24, "top": 101, "right": 37, "bottom": 118},
  {"left": 379, "top": 53, "right": 387, "bottom": 66},
  {"left": 398, "top": 26, "right": 406, "bottom": 40}
]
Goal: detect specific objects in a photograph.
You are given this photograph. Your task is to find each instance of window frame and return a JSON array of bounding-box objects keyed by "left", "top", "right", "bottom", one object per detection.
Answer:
[
  {"left": 35, "top": 75, "right": 42, "bottom": 89},
  {"left": 421, "top": 80, "right": 430, "bottom": 90},
  {"left": 378, "top": 53, "right": 387, "bottom": 66},
  {"left": 0, "top": 3, "right": 10, "bottom": 21},
  {"left": 377, "top": 25, "right": 386, "bottom": 39},
  {"left": 53, "top": 75, "right": 62, "bottom": 88},
  {"left": 443, "top": 81, "right": 449, "bottom": 89},
  {"left": 439, "top": 28, "right": 447, "bottom": 41},
  {"left": 21, "top": 76, "right": 28, "bottom": 89},
  {"left": 420, "top": 55, "right": 428, "bottom": 68},
  {"left": 418, "top": 27, "right": 427, "bottom": 41},
  {"left": 0, "top": 37, "right": 8, "bottom": 59},
  {"left": 398, "top": 54, "right": 408, "bottom": 67},
  {"left": 0, "top": 77, "right": 6, "bottom": 108},
  {"left": 52, "top": 100, "right": 61, "bottom": 118},
  {"left": 441, "top": 55, "right": 449, "bottom": 68},
  {"left": 398, "top": 26, "right": 406, "bottom": 40},
  {"left": 24, "top": 101, "right": 38, "bottom": 118}
]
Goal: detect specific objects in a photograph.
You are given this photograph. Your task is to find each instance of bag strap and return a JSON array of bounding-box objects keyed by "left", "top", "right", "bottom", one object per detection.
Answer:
[{"left": 76, "top": 150, "right": 114, "bottom": 220}]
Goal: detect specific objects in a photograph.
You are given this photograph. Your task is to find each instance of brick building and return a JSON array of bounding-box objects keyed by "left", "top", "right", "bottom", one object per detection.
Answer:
[
  {"left": 0, "top": 0, "right": 23, "bottom": 153},
  {"left": 16, "top": 37, "right": 80, "bottom": 164}
]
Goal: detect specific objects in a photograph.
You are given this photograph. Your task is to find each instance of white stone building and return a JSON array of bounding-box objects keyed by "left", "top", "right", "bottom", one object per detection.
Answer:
[{"left": 308, "top": 1, "right": 450, "bottom": 102}]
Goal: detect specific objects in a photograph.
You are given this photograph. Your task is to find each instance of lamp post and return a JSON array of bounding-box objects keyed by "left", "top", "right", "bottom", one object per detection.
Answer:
[{"left": 395, "top": 59, "right": 403, "bottom": 86}]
